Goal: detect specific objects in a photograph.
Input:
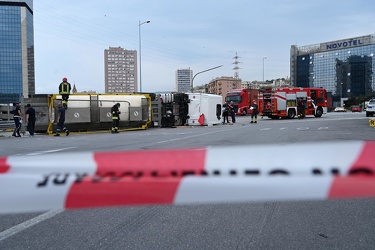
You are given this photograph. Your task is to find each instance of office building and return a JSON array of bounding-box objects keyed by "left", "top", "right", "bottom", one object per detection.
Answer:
[
  {"left": 291, "top": 34, "right": 375, "bottom": 104},
  {"left": 0, "top": 0, "right": 35, "bottom": 103},
  {"left": 104, "top": 47, "right": 137, "bottom": 93},
  {"left": 176, "top": 68, "right": 192, "bottom": 93}
]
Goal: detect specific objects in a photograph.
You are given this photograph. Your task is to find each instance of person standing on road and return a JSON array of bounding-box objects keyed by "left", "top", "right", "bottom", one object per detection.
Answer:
[
  {"left": 222, "top": 102, "right": 229, "bottom": 124},
  {"left": 297, "top": 100, "right": 305, "bottom": 119},
  {"left": 55, "top": 103, "right": 70, "bottom": 136},
  {"left": 250, "top": 100, "right": 259, "bottom": 123},
  {"left": 59, "top": 77, "right": 72, "bottom": 109},
  {"left": 12, "top": 101, "right": 22, "bottom": 137},
  {"left": 111, "top": 103, "right": 121, "bottom": 133},
  {"left": 25, "top": 103, "right": 36, "bottom": 137},
  {"left": 228, "top": 101, "right": 236, "bottom": 123}
]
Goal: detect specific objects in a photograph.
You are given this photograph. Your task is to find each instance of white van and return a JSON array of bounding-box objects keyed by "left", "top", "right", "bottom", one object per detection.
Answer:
[{"left": 366, "top": 99, "right": 375, "bottom": 117}]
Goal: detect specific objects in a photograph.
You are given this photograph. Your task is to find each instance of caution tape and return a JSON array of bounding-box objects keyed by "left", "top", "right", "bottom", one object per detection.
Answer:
[
  {"left": 0, "top": 141, "right": 375, "bottom": 214},
  {"left": 1, "top": 141, "right": 374, "bottom": 176},
  {"left": 1, "top": 174, "right": 375, "bottom": 214}
]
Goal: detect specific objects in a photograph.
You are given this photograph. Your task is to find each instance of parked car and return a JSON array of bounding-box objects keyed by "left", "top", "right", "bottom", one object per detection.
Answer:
[
  {"left": 366, "top": 99, "right": 375, "bottom": 117},
  {"left": 351, "top": 105, "right": 362, "bottom": 112},
  {"left": 334, "top": 107, "right": 347, "bottom": 112}
]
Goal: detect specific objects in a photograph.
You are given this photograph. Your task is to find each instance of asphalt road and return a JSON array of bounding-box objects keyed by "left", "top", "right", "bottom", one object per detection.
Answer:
[{"left": 1, "top": 112, "right": 375, "bottom": 249}]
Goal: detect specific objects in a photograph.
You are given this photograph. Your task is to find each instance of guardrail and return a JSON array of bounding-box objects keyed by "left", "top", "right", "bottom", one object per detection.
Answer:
[{"left": 0, "top": 120, "right": 13, "bottom": 131}]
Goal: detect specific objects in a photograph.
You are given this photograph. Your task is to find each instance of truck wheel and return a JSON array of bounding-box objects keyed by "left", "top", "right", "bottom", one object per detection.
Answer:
[
  {"left": 288, "top": 109, "right": 295, "bottom": 119},
  {"left": 314, "top": 108, "right": 323, "bottom": 117},
  {"left": 242, "top": 109, "right": 247, "bottom": 116},
  {"left": 366, "top": 112, "right": 369, "bottom": 117}
]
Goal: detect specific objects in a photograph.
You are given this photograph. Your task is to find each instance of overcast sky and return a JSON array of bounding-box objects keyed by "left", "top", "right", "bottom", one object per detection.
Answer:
[{"left": 33, "top": 0, "right": 375, "bottom": 94}]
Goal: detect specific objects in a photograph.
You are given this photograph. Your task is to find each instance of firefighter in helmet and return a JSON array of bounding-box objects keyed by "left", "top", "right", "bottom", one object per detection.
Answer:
[
  {"left": 111, "top": 103, "right": 121, "bottom": 133},
  {"left": 59, "top": 77, "right": 72, "bottom": 108},
  {"left": 297, "top": 100, "right": 305, "bottom": 119},
  {"left": 250, "top": 100, "right": 259, "bottom": 123}
]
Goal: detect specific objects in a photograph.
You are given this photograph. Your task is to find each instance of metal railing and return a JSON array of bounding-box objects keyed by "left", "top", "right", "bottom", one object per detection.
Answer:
[{"left": 0, "top": 120, "right": 14, "bottom": 131}]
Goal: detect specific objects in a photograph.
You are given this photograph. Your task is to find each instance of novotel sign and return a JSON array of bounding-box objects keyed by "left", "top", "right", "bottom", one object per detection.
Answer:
[{"left": 320, "top": 35, "right": 372, "bottom": 52}]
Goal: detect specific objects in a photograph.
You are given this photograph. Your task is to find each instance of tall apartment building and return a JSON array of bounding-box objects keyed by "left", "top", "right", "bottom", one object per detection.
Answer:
[
  {"left": 0, "top": 0, "right": 35, "bottom": 103},
  {"left": 104, "top": 47, "right": 137, "bottom": 93},
  {"left": 176, "top": 68, "right": 192, "bottom": 93}
]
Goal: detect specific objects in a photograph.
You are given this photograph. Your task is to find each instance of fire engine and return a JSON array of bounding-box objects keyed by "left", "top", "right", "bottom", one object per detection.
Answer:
[
  {"left": 258, "top": 87, "right": 327, "bottom": 119},
  {"left": 225, "top": 88, "right": 259, "bottom": 115}
]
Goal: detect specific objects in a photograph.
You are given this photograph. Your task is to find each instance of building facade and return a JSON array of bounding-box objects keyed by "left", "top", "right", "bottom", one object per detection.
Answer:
[
  {"left": 207, "top": 76, "right": 241, "bottom": 102},
  {"left": 0, "top": 0, "right": 35, "bottom": 103},
  {"left": 104, "top": 47, "right": 137, "bottom": 93},
  {"left": 175, "top": 68, "right": 192, "bottom": 93},
  {"left": 291, "top": 34, "right": 375, "bottom": 104}
]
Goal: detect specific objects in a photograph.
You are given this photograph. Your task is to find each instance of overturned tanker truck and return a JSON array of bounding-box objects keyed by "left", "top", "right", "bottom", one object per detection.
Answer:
[
  {"left": 1, "top": 92, "right": 223, "bottom": 133},
  {"left": 23, "top": 93, "right": 153, "bottom": 134},
  {"left": 152, "top": 92, "right": 223, "bottom": 128}
]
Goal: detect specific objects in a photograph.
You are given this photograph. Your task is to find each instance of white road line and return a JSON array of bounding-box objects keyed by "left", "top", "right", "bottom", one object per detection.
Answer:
[
  {"left": 145, "top": 127, "right": 237, "bottom": 146},
  {"left": 25, "top": 147, "right": 77, "bottom": 156},
  {"left": 155, "top": 129, "right": 224, "bottom": 144},
  {"left": 0, "top": 209, "right": 63, "bottom": 242},
  {"left": 297, "top": 127, "right": 309, "bottom": 130}
]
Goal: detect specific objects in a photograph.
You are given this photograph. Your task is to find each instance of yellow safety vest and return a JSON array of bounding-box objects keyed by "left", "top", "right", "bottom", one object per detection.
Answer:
[{"left": 60, "top": 82, "right": 70, "bottom": 94}]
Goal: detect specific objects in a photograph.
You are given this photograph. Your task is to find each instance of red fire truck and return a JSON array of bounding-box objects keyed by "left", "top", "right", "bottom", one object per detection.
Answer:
[
  {"left": 225, "top": 88, "right": 259, "bottom": 115},
  {"left": 258, "top": 87, "right": 327, "bottom": 119}
]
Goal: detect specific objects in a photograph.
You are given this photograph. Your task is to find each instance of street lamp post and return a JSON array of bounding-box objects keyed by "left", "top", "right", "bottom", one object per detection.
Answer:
[
  {"left": 262, "top": 56, "right": 267, "bottom": 82},
  {"left": 341, "top": 82, "right": 343, "bottom": 107},
  {"left": 138, "top": 20, "right": 150, "bottom": 92},
  {"left": 190, "top": 65, "right": 223, "bottom": 92}
]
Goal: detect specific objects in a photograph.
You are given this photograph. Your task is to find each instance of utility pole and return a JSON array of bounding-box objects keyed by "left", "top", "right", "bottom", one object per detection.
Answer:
[
  {"left": 138, "top": 20, "right": 150, "bottom": 92},
  {"left": 263, "top": 56, "right": 267, "bottom": 83},
  {"left": 232, "top": 52, "right": 241, "bottom": 89}
]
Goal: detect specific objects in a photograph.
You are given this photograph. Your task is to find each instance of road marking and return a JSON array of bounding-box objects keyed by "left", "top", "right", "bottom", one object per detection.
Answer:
[
  {"left": 144, "top": 127, "right": 236, "bottom": 146},
  {"left": 155, "top": 130, "right": 220, "bottom": 144},
  {"left": 260, "top": 128, "right": 271, "bottom": 131},
  {"left": 26, "top": 147, "right": 77, "bottom": 156},
  {"left": 318, "top": 127, "right": 329, "bottom": 130},
  {"left": 280, "top": 127, "right": 288, "bottom": 130},
  {"left": 297, "top": 127, "right": 309, "bottom": 130},
  {"left": 0, "top": 209, "right": 63, "bottom": 242}
]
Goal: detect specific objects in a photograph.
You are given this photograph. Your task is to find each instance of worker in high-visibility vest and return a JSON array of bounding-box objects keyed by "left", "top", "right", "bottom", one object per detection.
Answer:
[
  {"left": 111, "top": 103, "right": 121, "bottom": 133},
  {"left": 59, "top": 77, "right": 71, "bottom": 108},
  {"left": 250, "top": 100, "right": 259, "bottom": 123}
]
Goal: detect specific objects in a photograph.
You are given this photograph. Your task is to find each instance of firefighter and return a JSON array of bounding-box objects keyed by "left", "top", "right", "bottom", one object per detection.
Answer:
[
  {"left": 111, "top": 103, "right": 121, "bottom": 133},
  {"left": 297, "top": 100, "right": 305, "bottom": 119},
  {"left": 250, "top": 100, "right": 258, "bottom": 123},
  {"left": 59, "top": 77, "right": 72, "bottom": 109}
]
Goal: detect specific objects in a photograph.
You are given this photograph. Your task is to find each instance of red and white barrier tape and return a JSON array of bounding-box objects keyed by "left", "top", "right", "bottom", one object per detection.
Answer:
[
  {"left": 0, "top": 141, "right": 374, "bottom": 214},
  {"left": 1, "top": 175, "right": 375, "bottom": 214},
  {"left": 1, "top": 141, "right": 374, "bottom": 176}
]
